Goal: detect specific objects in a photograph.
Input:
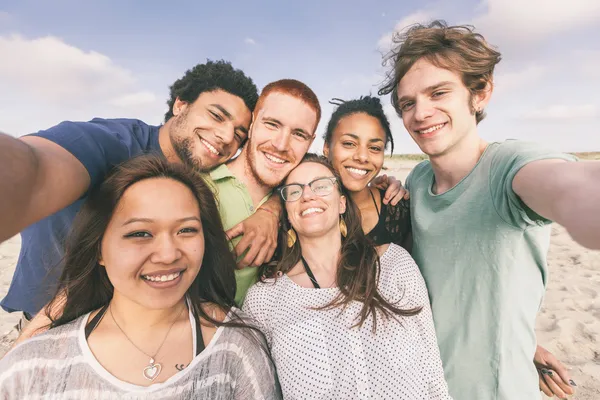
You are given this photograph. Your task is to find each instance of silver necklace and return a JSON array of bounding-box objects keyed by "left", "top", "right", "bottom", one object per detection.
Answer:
[{"left": 109, "top": 303, "right": 186, "bottom": 382}]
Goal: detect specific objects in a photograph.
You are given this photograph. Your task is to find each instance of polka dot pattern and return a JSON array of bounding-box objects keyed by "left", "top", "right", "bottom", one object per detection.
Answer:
[{"left": 244, "top": 244, "right": 451, "bottom": 399}]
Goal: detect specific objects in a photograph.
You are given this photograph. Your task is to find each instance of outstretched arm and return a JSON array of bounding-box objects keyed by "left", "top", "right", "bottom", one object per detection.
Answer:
[
  {"left": 513, "top": 159, "right": 600, "bottom": 250},
  {"left": 0, "top": 133, "right": 90, "bottom": 243}
]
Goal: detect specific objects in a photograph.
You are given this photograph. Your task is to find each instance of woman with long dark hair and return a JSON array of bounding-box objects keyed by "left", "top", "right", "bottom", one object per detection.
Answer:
[
  {"left": 243, "top": 154, "right": 450, "bottom": 399},
  {"left": 0, "top": 154, "right": 281, "bottom": 399},
  {"left": 323, "top": 96, "right": 412, "bottom": 251}
]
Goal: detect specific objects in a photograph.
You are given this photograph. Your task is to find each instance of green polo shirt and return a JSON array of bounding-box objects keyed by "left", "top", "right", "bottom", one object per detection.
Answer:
[
  {"left": 405, "top": 140, "right": 577, "bottom": 399},
  {"left": 206, "top": 164, "right": 272, "bottom": 306}
]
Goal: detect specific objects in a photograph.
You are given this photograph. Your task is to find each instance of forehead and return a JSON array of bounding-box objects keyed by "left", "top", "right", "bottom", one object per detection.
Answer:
[
  {"left": 286, "top": 162, "right": 333, "bottom": 184},
  {"left": 259, "top": 92, "right": 317, "bottom": 132},
  {"left": 396, "top": 58, "right": 463, "bottom": 96},
  {"left": 193, "top": 89, "right": 251, "bottom": 120},
  {"left": 112, "top": 178, "right": 200, "bottom": 220},
  {"left": 334, "top": 113, "right": 385, "bottom": 141}
]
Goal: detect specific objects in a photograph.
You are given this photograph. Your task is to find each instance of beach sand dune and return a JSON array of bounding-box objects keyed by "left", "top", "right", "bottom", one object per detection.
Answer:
[{"left": 0, "top": 159, "right": 598, "bottom": 398}]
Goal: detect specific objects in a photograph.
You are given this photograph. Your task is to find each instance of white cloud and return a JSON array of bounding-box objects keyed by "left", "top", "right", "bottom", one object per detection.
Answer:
[
  {"left": 493, "top": 64, "right": 548, "bottom": 93},
  {"left": 521, "top": 104, "right": 599, "bottom": 121},
  {"left": 377, "top": 10, "right": 433, "bottom": 51},
  {"left": 473, "top": 0, "right": 600, "bottom": 47},
  {"left": 0, "top": 34, "right": 165, "bottom": 136},
  {"left": 244, "top": 37, "right": 257, "bottom": 45}
]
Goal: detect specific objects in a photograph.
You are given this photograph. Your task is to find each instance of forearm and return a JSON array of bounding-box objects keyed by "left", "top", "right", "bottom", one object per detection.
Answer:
[{"left": 0, "top": 133, "right": 39, "bottom": 242}]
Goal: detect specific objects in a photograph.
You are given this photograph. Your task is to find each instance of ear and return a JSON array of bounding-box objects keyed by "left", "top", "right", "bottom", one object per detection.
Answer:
[
  {"left": 323, "top": 142, "right": 330, "bottom": 158},
  {"left": 172, "top": 97, "right": 189, "bottom": 117},
  {"left": 339, "top": 195, "right": 347, "bottom": 215},
  {"left": 98, "top": 258, "right": 105, "bottom": 267},
  {"left": 472, "top": 80, "right": 493, "bottom": 113}
]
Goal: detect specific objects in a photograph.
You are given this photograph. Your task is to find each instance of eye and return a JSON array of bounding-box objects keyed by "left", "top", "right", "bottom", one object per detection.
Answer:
[
  {"left": 400, "top": 101, "right": 414, "bottom": 112},
  {"left": 125, "top": 231, "right": 152, "bottom": 238},
  {"left": 264, "top": 121, "right": 278, "bottom": 129},
  {"left": 178, "top": 227, "right": 199, "bottom": 235},
  {"left": 342, "top": 141, "right": 356, "bottom": 148},
  {"left": 432, "top": 91, "right": 447, "bottom": 98},
  {"left": 370, "top": 146, "right": 383, "bottom": 152},
  {"left": 209, "top": 111, "right": 224, "bottom": 122},
  {"left": 293, "top": 131, "right": 310, "bottom": 140}
]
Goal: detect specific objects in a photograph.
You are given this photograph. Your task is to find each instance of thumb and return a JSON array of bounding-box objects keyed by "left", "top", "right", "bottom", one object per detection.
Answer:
[{"left": 225, "top": 223, "right": 244, "bottom": 241}]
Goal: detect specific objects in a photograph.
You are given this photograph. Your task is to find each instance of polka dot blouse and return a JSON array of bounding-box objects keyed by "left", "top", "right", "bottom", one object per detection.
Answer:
[{"left": 243, "top": 244, "right": 451, "bottom": 399}]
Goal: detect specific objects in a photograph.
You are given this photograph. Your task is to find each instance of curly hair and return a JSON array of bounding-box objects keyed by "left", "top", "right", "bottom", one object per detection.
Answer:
[
  {"left": 164, "top": 60, "right": 259, "bottom": 122},
  {"left": 323, "top": 96, "right": 394, "bottom": 155},
  {"left": 378, "top": 20, "right": 501, "bottom": 124}
]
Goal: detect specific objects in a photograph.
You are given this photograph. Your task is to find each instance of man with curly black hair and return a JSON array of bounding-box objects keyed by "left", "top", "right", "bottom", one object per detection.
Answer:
[{"left": 0, "top": 59, "right": 265, "bottom": 328}]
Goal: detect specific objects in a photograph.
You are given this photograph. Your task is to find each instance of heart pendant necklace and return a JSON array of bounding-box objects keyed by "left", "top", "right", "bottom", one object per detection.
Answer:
[{"left": 109, "top": 303, "right": 185, "bottom": 382}]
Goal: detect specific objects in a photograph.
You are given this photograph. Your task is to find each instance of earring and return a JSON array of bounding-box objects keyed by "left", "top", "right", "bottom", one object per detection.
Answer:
[
  {"left": 339, "top": 217, "right": 347, "bottom": 238},
  {"left": 287, "top": 229, "right": 297, "bottom": 248}
]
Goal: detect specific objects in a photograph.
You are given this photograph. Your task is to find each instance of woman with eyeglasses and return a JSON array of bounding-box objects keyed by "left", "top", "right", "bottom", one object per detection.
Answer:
[
  {"left": 323, "top": 96, "right": 412, "bottom": 251},
  {"left": 243, "top": 154, "right": 450, "bottom": 399}
]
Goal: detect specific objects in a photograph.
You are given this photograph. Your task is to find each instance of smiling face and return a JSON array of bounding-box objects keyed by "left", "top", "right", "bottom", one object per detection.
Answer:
[
  {"left": 168, "top": 89, "right": 252, "bottom": 171},
  {"left": 324, "top": 112, "right": 386, "bottom": 193},
  {"left": 284, "top": 162, "right": 346, "bottom": 239},
  {"left": 99, "top": 177, "right": 205, "bottom": 310},
  {"left": 246, "top": 92, "right": 317, "bottom": 188},
  {"left": 396, "top": 58, "right": 490, "bottom": 158}
]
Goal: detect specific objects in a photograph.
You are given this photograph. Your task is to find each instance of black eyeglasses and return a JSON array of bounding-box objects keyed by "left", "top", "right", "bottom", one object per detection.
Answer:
[{"left": 279, "top": 177, "right": 338, "bottom": 202}]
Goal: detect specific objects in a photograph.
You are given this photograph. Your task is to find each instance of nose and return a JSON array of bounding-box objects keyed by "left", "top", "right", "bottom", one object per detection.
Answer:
[
  {"left": 352, "top": 145, "right": 369, "bottom": 163},
  {"left": 150, "top": 234, "right": 182, "bottom": 265},
  {"left": 213, "top": 122, "right": 236, "bottom": 146},
  {"left": 300, "top": 184, "right": 317, "bottom": 201},
  {"left": 413, "top": 99, "right": 435, "bottom": 122},
  {"left": 271, "top": 128, "right": 292, "bottom": 153}
]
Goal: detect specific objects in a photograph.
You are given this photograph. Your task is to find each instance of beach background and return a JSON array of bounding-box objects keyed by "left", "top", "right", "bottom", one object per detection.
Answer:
[{"left": 1, "top": 156, "right": 599, "bottom": 398}]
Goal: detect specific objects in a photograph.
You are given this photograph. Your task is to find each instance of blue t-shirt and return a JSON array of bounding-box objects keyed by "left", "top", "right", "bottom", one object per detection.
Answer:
[{"left": 1, "top": 118, "right": 162, "bottom": 316}]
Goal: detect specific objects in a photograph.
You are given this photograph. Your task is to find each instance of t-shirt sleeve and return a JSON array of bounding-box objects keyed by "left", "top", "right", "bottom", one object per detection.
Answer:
[
  {"left": 27, "top": 118, "right": 152, "bottom": 189},
  {"left": 489, "top": 140, "right": 578, "bottom": 227}
]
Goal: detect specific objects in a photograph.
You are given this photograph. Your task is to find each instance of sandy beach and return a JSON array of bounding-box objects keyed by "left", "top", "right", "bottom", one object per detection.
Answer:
[{"left": 0, "top": 159, "right": 598, "bottom": 398}]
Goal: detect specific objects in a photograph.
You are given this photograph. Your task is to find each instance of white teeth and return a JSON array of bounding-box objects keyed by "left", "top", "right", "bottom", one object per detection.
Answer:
[
  {"left": 200, "top": 138, "right": 220, "bottom": 155},
  {"left": 418, "top": 123, "right": 445, "bottom": 134},
  {"left": 301, "top": 207, "right": 324, "bottom": 216},
  {"left": 347, "top": 167, "right": 368, "bottom": 176},
  {"left": 143, "top": 271, "right": 181, "bottom": 282},
  {"left": 264, "top": 153, "right": 286, "bottom": 164}
]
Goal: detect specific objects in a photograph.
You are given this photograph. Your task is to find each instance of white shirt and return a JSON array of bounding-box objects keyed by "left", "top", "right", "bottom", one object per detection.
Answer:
[{"left": 244, "top": 244, "right": 451, "bottom": 400}]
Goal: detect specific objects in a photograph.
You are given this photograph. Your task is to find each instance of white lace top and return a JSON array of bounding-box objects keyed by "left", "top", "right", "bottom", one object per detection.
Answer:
[{"left": 244, "top": 244, "right": 451, "bottom": 400}]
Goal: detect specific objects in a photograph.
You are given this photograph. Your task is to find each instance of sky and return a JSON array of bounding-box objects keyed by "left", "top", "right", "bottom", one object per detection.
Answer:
[{"left": 1, "top": 0, "right": 599, "bottom": 154}]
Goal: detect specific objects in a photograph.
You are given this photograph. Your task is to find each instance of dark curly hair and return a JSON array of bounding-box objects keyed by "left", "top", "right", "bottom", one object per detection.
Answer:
[
  {"left": 164, "top": 60, "right": 259, "bottom": 122},
  {"left": 323, "top": 96, "right": 394, "bottom": 155},
  {"left": 378, "top": 20, "right": 501, "bottom": 124}
]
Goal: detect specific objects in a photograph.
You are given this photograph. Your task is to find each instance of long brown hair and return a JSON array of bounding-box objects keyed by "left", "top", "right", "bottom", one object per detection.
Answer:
[
  {"left": 261, "top": 154, "right": 420, "bottom": 331},
  {"left": 46, "top": 154, "right": 245, "bottom": 330}
]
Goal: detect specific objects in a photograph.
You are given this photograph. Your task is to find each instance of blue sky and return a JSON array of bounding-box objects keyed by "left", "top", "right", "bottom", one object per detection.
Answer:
[{"left": 1, "top": 0, "right": 599, "bottom": 153}]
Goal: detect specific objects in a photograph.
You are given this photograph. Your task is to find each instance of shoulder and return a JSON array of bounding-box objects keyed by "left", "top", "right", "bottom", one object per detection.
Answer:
[
  {"left": 406, "top": 159, "right": 432, "bottom": 189},
  {"left": 379, "top": 244, "right": 421, "bottom": 286},
  {"left": 488, "top": 140, "right": 576, "bottom": 166},
  {"left": 244, "top": 278, "right": 283, "bottom": 313}
]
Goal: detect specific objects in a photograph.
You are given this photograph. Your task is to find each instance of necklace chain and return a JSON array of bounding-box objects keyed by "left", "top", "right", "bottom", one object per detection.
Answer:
[{"left": 109, "top": 303, "right": 185, "bottom": 361}]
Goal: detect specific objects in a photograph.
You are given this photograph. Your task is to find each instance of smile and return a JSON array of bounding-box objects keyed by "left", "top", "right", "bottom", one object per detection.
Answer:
[
  {"left": 301, "top": 207, "right": 324, "bottom": 216},
  {"left": 416, "top": 123, "right": 446, "bottom": 135},
  {"left": 199, "top": 137, "right": 221, "bottom": 156},
  {"left": 264, "top": 152, "right": 287, "bottom": 164},
  {"left": 142, "top": 271, "right": 182, "bottom": 282},
  {"left": 345, "top": 167, "right": 369, "bottom": 177}
]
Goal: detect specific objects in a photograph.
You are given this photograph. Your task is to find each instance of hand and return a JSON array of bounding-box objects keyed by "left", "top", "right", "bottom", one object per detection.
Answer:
[
  {"left": 534, "top": 345, "right": 575, "bottom": 399},
  {"left": 370, "top": 174, "right": 409, "bottom": 206},
  {"left": 225, "top": 207, "right": 279, "bottom": 269}
]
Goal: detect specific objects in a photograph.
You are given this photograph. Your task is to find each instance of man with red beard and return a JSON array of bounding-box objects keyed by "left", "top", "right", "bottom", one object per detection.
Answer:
[{"left": 207, "top": 79, "right": 321, "bottom": 304}]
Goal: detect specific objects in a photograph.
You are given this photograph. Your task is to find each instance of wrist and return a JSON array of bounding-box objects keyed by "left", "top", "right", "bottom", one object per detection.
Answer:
[{"left": 257, "top": 206, "right": 280, "bottom": 221}]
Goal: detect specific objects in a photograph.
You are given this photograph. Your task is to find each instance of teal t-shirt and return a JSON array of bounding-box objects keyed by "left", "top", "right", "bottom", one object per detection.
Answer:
[{"left": 405, "top": 141, "right": 576, "bottom": 400}]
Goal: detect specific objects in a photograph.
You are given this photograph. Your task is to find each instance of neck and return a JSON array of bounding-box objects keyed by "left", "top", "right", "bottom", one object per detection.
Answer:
[
  {"left": 429, "top": 135, "right": 488, "bottom": 194},
  {"left": 158, "top": 122, "right": 180, "bottom": 163},
  {"left": 228, "top": 149, "right": 271, "bottom": 206},
  {"left": 350, "top": 187, "right": 375, "bottom": 210},
  {"left": 298, "top": 228, "right": 342, "bottom": 274},
  {"left": 109, "top": 292, "right": 188, "bottom": 333}
]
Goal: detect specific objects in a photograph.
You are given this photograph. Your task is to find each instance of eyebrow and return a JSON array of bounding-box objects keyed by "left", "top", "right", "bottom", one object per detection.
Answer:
[
  {"left": 263, "top": 116, "right": 313, "bottom": 137},
  {"left": 341, "top": 133, "right": 384, "bottom": 143},
  {"left": 122, "top": 216, "right": 201, "bottom": 226},
  {"left": 398, "top": 81, "right": 455, "bottom": 103}
]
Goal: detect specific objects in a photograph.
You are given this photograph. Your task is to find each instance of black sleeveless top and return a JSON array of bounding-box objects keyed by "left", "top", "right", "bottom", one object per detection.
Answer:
[{"left": 365, "top": 189, "right": 412, "bottom": 250}]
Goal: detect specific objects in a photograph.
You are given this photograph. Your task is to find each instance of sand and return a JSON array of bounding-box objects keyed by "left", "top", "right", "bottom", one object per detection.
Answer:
[{"left": 0, "top": 159, "right": 598, "bottom": 398}]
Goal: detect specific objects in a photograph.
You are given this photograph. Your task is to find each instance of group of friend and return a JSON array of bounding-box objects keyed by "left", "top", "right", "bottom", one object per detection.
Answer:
[{"left": 0, "top": 20, "right": 599, "bottom": 400}]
